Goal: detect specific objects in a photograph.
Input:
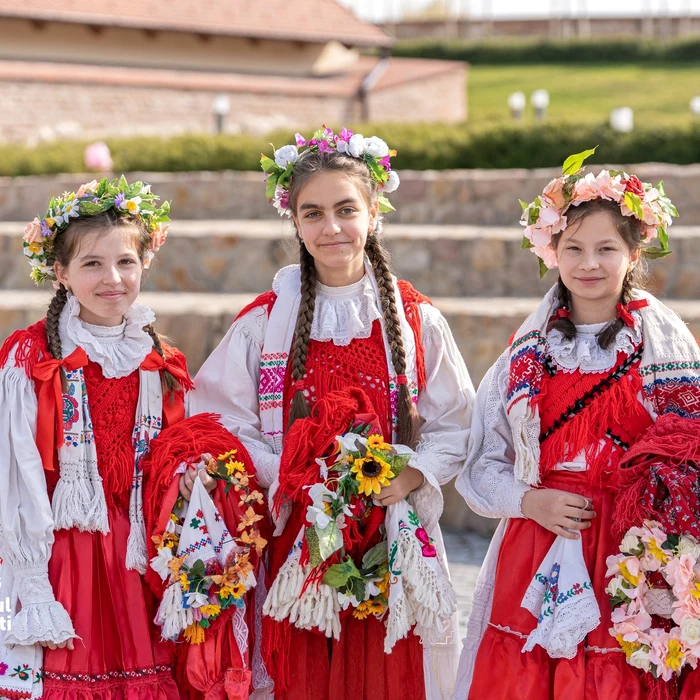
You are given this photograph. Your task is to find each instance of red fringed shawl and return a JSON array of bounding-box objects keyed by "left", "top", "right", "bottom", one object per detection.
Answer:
[{"left": 537, "top": 348, "right": 654, "bottom": 484}]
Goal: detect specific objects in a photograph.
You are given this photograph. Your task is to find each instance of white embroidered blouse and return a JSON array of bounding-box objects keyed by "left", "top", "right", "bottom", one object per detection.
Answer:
[{"left": 0, "top": 298, "right": 154, "bottom": 646}]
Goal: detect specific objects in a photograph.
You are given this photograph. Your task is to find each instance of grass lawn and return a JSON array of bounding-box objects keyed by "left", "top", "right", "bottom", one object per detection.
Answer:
[{"left": 467, "top": 63, "right": 700, "bottom": 130}]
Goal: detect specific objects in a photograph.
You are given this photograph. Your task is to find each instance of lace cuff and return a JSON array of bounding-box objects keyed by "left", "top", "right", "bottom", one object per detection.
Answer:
[
  {"left": 7, "top": 570, "right": 76, "bottom": 645},
  {"left": 410, "top": 448, "right": 455, "bottom": 485},
  {"left": 248, "top": 445, "right": 280, "bottom": 489}
]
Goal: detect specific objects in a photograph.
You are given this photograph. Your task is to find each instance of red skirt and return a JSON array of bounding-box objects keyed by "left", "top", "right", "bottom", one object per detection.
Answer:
[
  {"left": 469, "top": 471, "right": 645, "bottom": 700},
  {"left": 42, "top": 505, "right": 178, "bottom": 700},
  {"left": 277, "top": 615, "right": 425, "bottom": 700}
]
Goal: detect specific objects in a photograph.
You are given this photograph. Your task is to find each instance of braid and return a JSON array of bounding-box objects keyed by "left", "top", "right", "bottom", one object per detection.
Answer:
[
  {"left": 597, "top": 272, "right": 634, "bottom": 350},
  {"left": 550, "top": 277, "right": 577, "bottom": 341},
  {"left": 287, "top": 241, "right": 317, "bottom": 430},
  {"left": 45, "top": 285, "right": 69, "bottom": 392},
  {"left": 143, "top": 324, "right": 181, "bottom": 399},
  {"left": 365, "top": 234, "right": 420, "bottom": 449}
]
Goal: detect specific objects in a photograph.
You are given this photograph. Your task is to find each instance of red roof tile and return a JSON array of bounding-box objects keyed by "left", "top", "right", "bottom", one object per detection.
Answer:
[{"left": 0, "top": 0, "right": 392, "bottom": 47}]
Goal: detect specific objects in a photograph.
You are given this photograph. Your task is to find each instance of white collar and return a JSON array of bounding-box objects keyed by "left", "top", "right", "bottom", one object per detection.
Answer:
[
  {"left": 59, "top": 294, "right": 155, "bottom": 379},
  {"left": 546, "top": 312, "right": 642, "bottom": 374},
  {"left": 272, "top": 264, "right": 382, "bottom": 347}
]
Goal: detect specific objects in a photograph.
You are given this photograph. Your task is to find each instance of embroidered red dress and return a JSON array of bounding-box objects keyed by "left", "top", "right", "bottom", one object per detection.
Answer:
[
  {"left": 42, "top": 359, "right": 179, "bottom": 699},
  {"left": 469, "top": 345, "right": 654, "bottom": 700},
  {"left": 0, "top": 316, "right": 189, "bottom": 700}
]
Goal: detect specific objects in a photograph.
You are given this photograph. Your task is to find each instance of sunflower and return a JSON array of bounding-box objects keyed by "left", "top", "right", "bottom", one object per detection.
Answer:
[
  {"left": 366, "top": 598, "right": 386, "bottom": 617},
  {"left": 351, "top": 453, "right": 395, "bottom": 496},
  {"left": 217, "top": 449, "right": 238, "bottom": 462},
  {"left": 367, "top": 434, "right": 391, "bottom": 452}
]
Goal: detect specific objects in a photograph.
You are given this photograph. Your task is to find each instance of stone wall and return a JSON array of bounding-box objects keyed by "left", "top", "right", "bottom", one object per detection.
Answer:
[{"left": 2, "top": 162, "right": 700, "bottom": 224}]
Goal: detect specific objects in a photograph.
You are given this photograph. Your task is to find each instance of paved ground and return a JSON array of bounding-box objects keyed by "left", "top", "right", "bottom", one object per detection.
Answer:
[{"left": 443, "top": 529, "right": 491, "bottom": 632}]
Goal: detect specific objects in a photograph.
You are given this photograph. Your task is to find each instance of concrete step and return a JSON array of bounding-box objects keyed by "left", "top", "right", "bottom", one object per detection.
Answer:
[{"left": 3, "top": 221, "right": 700, "bottom": 300}]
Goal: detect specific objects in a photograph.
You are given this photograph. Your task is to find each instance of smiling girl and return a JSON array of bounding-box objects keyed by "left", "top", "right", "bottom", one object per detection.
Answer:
[
  {"left": 455, "top": 151, "right": 700, "bottom": 699},
  {"left": 189, "top": 127, "right": 474, "bottom": 699},
  {"left": 0, "top": 178, "right": 191, "bottom": 700}
]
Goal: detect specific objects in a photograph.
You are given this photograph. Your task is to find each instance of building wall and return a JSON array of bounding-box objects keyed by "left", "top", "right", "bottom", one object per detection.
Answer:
[
  {"left": 0, "top": 18, "right": 359, "bottom": 76},
  {"left": 384, "top": 15, "right": 700, "bottom": 41}
]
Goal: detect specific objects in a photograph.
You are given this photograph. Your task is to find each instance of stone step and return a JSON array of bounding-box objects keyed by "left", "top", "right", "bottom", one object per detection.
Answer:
[{"left": 3, "top": 221, "right": 700, "bottom": 299}]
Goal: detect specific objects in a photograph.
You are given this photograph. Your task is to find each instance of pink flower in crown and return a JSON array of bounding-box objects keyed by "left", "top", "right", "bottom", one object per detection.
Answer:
[
  {"left": 524, "top": 225, "right": 552, "bottom": 248},
  {"left": 318, "top": 140, "right": 335, "bottom": 154},
  {"left": 641, "top": 223, "right": 658, "bottom": 241},
  {"left": 76, "top": 179, "right": 99, "bottom": 198},
  {"left": 532, "top": 244, "right": 558, "bottom": 269},
  {"left": 594, "top": 170, "right": 626, "bottom": 202},
  {"left": 150, "top": 222, "right": 169, "bottom": 252},
  {"left": 23, "top": 217, "right": 43, "bottom": 244},
  {"left": 542, "top": 177, "right": 567, "bottom": 209},
  {"left": 295, "top": 133, "right": 306, "bottom": 147}
]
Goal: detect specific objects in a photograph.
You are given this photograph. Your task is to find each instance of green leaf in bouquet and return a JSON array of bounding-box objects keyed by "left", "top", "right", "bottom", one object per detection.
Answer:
[
  {"left": 661, "top": 534, "right": 680, "bottom": 552},
  {"left": 96, "top": 177, "right": 109, "bottom": 197},
  {"left": 305, "top": 526, "right": 323, "bottom": 569},
  {"left": 323, "top": 556, "right": 362, "bottom": 589},
  {"left": 347, "top": 576, "right": 366, "bottom": 603},
  {"left": 190, "top": 559, "right": 205, "bottom": 578},
  {"left": 361, "top": 541, "right": 388, "bottom": 574},
  {"left": 518, "top": 198, "right": 530, "bottom": 212},
  {"left": 389, "top": 453, "right": 411, "bottom": 479},
  {"left": 317, "top": 521, "right": 344, "bottom": 562},
  {"left": 224, "top": 483, "right": 232, "bottom": 496}
]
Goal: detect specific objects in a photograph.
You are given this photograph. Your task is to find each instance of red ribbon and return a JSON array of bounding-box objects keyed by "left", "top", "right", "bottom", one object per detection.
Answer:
[
  {"left": 616, "top": 299, "right": 649, "bottom": 328},
  {"left": 396, "top": 374, "right": 408, "bottom": 386},
  {"left": 291, "top": 378, "right": 307, "bottom": 393},
  {"left": 140, "top": 348, "right": 190, "bottom": 387},
  {"left": 32, "top": 346, "right": 88, "bottom": 471},
  {"left": 555, "top": 308, "right": 571, "bottom": 320}
]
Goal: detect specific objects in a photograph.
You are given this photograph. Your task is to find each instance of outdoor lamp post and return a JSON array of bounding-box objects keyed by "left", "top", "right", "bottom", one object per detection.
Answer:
[
  {"left": 690, "top": 96, "right": 700, "bottom": 117},
  {"left": 212, "top": 94, "right": 231, "bottom": 134},
  {"left": 531, "top": 89, "right": 550, "bottom": 120},
  {"left": 610, "top": 107, "right": 634, "bottom": 133},
  {"left": 508, "top": 91, "right": 526, "bottom": 120}
]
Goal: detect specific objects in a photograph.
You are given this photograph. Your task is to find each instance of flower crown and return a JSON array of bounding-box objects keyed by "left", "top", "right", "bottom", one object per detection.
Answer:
[
  {"left": 260, "top": 126, "right": 400, "bottom": 218},
  {"left": 23, "top": 175, "right": 171, "bottom": 285},
  {"left": 520, "top": 147, "right": 678, "bottom": 278}
]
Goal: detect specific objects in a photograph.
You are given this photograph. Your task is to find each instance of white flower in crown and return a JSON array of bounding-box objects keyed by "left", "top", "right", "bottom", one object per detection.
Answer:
[
  {"left": 125, "top": 196, "right": 142, "bottom": 214},
  {"left": 274, "top": 144, "right": 299, "bottom": 168},
  {"left": 383, "top": 170, "right": 400, "bottom": 194},
  {"left": 62, "top": 199, "right": 80, "bottom": 220},
  {"left": 346, "top": 133, "right": 366, "bottom": 158},
  {"left": 364, "top": 136, "right": 389, "bottom": 159}
]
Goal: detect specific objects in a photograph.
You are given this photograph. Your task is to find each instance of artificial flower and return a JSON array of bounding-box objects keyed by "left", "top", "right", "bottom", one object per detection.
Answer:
[
  {"left": 23, "top": 218, "right": 43, "bottom": 244},
  {"left": 351, "top": 453, "right": 395, "bottom": 496},
  {"left": 346, "top": 133, "right": 366, "bottom": 158},
  {"left": 274, "top": 145, "right": 299, "bottom": 168},
  {"left": 364, "top": 136, "right": 389, "bottom": 159},
  {"left": 383, "top": 170, "right": 400, "bottom": 193},
  {"left": 76, "top": 180, "right": 98, "bottom": 198}
]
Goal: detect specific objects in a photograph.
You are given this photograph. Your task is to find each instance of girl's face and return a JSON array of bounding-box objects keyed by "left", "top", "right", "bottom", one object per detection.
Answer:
[
  {"left": 54, "top": 226, "right": 143, "bottom": 326},
  {"left": 556, "top": 210, "right": 639, "bottom": 311},
  {"left": 293, "top": 171, "right": 378, "bottom": 286}
]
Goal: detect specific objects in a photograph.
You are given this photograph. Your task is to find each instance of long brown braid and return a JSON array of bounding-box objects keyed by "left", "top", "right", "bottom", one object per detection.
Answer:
[
  {"left": 365, "top": 231, "right": 421, "bottom": 449},
  {"left": 45, "top": 284, "right": 70, "bottom": 391},
  {"left": 286, "top": 241, "right": 317, "bottom": 428},
  {"left": 550, "top": 198, "right": 647, "bottom": 351},
  {"left": 44, "top": 211, "right": 180, "bottom": 398}
]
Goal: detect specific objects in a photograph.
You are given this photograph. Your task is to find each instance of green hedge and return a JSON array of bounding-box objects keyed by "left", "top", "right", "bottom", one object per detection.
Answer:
[
  {"left": 2, "top": 123, "right": 700, "bottom": 176},
  {"left": 392, "top": 37, "right": 700, "bottom": 64}
]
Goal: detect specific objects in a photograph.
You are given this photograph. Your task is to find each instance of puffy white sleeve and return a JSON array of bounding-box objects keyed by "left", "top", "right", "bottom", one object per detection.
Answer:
[
  {"left": 407, "top": 304, "right": 475, "bottom": 533},
  {"left": 454, "top": 349, "right": 531, "bottom": 519},
  {"left": 189, "top": 307, "right": 280, "bottom": 488},
  {"left": 0, "top": 358, "right": 75, "bottom": 645}
]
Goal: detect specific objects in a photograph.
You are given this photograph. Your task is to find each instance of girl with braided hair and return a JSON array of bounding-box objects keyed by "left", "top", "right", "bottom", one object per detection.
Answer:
[
  {"left": 0, "top": 178, "right": 191, "bottom": 700},
  {"left": 190, "top": 127, "right": 474, "bottom": 699},
  {"left": 455, "top": 151, "right": 700, "bottom": 699}
]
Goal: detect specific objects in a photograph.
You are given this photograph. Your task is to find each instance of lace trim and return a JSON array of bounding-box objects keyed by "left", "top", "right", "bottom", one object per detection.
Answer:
[
  {"left": 5, "top": 599, "right": 75, "bottom": 646},
  {"left": 545, "top": 312, "right": 642, "bottom": 374},
  {"left": 488, "top": 622, "right": 528, "bottom": 640},
  {"left": 310, "top": 276, "right": 382, "bottom": 346},
  {"left": 59, "top": 295, "right": 154, "bottom": 379}
]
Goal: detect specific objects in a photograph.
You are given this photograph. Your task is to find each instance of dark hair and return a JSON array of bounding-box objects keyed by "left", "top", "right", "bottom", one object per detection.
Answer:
[
  {"left": 285, "top": 150, "right": 420, "bottom": 449},
  {"left": 550, "top": 198, "right": 647, "bottom": 349},
  {"left": 46, "top": 209, "right": 181, "bottom": 396}
]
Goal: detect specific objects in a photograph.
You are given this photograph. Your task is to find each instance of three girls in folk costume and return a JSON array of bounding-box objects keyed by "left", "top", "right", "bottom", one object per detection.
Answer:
[
  {"left": 455, "top": 148, "right": 700, "bottom": 699},
  {"left": 0, "top": 178, "right": 189, "bottom": 700},
  {"left": 190, "top": 127, "right": 474, "bottom": 700}
]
